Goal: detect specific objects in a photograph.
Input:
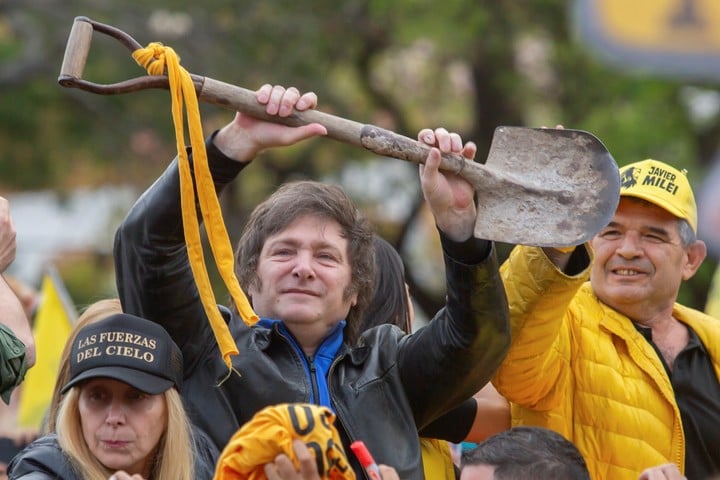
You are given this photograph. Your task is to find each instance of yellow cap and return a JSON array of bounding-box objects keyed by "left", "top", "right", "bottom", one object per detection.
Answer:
[{"left": 619, "top": 159, "right": 697, "bottom": 233}]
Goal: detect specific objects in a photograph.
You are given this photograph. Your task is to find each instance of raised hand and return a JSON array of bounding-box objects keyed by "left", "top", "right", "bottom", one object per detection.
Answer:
[
  {"left": 214, "top": 84, "right": 327, "bottom": 163},
  {"left": 417, "top": 127, "right": 477, "bottom": 242},
  {"left": 108, "top": 471, "right": 146, "bottom": 480},
  {"left": 638, "top": 463, "right": 686, "bottom": 480},
  {"left": 264, "top": 440, "right": 323, "bottom": 480},
  {"left": 0, "top": 198, "right": 16, "bottom": 273}
]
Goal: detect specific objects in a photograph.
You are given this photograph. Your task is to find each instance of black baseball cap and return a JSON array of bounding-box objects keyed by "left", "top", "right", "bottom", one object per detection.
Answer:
[{"left": 61, "top": 313, "right": 183, "bottom": 395}]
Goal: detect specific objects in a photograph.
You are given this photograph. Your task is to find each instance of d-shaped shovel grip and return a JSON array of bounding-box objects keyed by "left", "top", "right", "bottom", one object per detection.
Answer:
[
  {"left": 58, "top": 17, "right": 182, "bottom": 94},
  {"left": 58, "top": 17, "right": 481, "bottom": 177}
]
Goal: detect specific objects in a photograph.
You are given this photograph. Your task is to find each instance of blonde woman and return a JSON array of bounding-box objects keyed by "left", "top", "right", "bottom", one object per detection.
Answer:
[
  {"left": 45, "top": 298, "right": 123, "bottom": 434},
  {"left": 8, "top": 312, "right": 216, "bottom": 480}
]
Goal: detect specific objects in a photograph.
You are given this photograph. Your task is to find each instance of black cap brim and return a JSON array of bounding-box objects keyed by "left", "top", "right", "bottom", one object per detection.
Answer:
[{"left": 60, "top": 366, "right": 174, "bottom": 395}]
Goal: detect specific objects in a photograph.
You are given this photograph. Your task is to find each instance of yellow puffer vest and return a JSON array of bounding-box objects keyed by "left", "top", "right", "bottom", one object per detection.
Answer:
[{"left": 494, "top": 246, "right": 720, "bottom": 480}]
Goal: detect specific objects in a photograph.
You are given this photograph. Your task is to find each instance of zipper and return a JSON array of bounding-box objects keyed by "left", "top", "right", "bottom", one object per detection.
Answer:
[
  {"left": 307, "top": 355, "right": 320, "bottom": 404},
  {"left": 274, "top": 326, "right": 318, "bottom": 403}
]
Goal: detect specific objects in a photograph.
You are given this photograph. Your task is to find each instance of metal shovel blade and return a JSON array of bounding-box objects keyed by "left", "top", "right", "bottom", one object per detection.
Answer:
[{"left": 472, "top": 127, "right": 620, "bottom": 247}]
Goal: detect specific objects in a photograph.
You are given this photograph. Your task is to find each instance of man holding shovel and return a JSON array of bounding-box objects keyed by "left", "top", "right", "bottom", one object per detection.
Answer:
[
  {"left": 492, "top": 157, "right": 720, "bottom": 480},
  {"left": 113, "top": 84, "right": 510, "bottom": 479}
]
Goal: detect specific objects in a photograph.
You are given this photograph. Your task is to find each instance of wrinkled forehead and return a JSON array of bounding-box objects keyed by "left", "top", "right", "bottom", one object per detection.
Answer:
[{"left": 614, "top": 197, "right": 682, "bottom": 226}]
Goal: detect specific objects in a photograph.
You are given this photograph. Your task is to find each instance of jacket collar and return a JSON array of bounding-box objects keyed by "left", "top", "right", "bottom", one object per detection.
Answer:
[{"left": 239, "top": 313, "right": 372, "bottom": 366}]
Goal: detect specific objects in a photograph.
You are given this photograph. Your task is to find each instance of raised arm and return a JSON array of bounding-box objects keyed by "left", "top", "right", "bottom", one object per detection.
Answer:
[
  {"left": 114, "top": 85, "right": 325, "bottom": 367},
  {"left": 398, "top": 128, "right": 510, "bottom": 427},
  {"left": 0, "top": 197, "right": 35, "bottom": 370},
  {"left": 492, "top": 244, "right": 590, "bottom": 408}
]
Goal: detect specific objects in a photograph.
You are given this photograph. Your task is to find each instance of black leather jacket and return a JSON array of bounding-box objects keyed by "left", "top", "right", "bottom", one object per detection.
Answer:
[
  {"left": 113, "top": 135, "right": 510, "bottom": 479},
  {"left": 7, "top": 431, "right": 218, "bottom": 479}
]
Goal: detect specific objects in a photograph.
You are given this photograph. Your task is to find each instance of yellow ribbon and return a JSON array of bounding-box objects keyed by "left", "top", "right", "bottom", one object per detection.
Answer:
[{"left": 132, "top": 43, "right": 259, "bottom": 372}]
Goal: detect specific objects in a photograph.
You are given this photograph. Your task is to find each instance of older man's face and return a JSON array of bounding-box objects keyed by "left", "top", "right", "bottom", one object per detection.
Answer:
[{"left": 590, "top": 197, "right": 704, "bottom": 324}]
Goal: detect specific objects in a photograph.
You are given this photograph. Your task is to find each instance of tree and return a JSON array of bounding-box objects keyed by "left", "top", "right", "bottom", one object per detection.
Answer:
[{"left": 1, "top": 0, "right": 718, "bottom": 312}]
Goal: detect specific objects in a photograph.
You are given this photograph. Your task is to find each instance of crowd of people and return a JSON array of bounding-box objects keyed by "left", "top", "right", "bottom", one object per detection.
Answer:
[{"left": 0, "top": 84, "right": 718, "bottom": 479}]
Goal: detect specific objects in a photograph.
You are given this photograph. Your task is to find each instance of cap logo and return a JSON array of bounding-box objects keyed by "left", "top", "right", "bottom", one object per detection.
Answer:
[
  {"left": 620, "top": 166, "right": 639, "bottom": 188},
  {"left": 76, "top": 330, "right": 158, "bottom": 364},
  {"left": 622, "top": 164, "right": 683, "bottom": 196}
]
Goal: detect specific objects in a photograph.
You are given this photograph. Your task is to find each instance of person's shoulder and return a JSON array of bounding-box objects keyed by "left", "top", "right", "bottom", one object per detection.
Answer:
[
  {"left": 356, "top": 324, "right": 405, "bottom": 345},
  {"left": 566, "top": 282, "right": 607, "bottom": 328},
  {"left": 191, "top": 425, "right": 221, "bottom": 478},
  {"left": 343, "top": 325, "right": 404, "bottom": 368},
  {"left": 570, "top": 282, "right": 602, "bottom": 309},
  {"left": 10, "top": 434, "right": 61, "bottom": 462},
  {"left": 0, "top": 323, "right": 24, "bottom": 353},
  {"left": 192, "top": 424, "right": 220, "bottom": 458},
  {"left": 0, "top": 325, "right": 28, "bottom": 403},
  {"left": 675, "top": 303, "right": 720, "bottom": 335},
  {"left": 8, "top": 434, "right": 78, "bottom": 480}
]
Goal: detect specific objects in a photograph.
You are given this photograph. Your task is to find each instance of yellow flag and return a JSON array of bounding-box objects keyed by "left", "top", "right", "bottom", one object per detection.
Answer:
[
  {"left": 17, "top": 266, "right": 76, "bottom": 429},
  {"left": 706, "top": 265, "right": 720, "bottom": 319}
]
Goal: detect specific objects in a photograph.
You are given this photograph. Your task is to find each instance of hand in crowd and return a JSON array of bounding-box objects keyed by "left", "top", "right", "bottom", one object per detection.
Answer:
[
  {"left": 0, "top": 428, "right": 38, "bottom": 480},
  {"left": 263, "top": 440, "right": 327, "bottom": 480},
  {"left": 263, "top": 440, "right": 399, "bottom": 480},
  {"left": 638, "top": 463, "right": 686, "bottom": 480},
  {"left": 375, "top": 465, "right": 400, "bottom": 480},
  {"left": 109, "top": 471, "right": 146, "bottom": 480},
  {"left": 214, "top": 84, "right": 327, "bottom": 163},
  {"left": 3, "top": 429, "right": 38, "bottom": 449},
  {"left": 0, "top": 197, "right": 17, "bottom": 273}
]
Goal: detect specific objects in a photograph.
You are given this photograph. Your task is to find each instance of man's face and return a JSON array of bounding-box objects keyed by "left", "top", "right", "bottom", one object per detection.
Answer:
[
  {"left": 460, "top": 464, "right": 496, "bottom": 480},
  {"left": 590, "top": 197, "right": 702, "bottom": 321},
  {"left": 249, "top": 214, "right": 357, "bottom": 347}
]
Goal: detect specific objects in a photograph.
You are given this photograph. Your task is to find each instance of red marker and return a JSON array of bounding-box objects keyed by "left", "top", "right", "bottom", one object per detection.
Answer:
[{"left": 350, "top": 440, "right": 382, "bottom": 480}]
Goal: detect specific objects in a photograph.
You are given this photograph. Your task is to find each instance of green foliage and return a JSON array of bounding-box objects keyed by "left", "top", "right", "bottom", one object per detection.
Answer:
[
  {"left": 2, "top": 1, "right": 720, "bottom": 313},
  {"left": 60, "top": 255, "right": 118, "bottom": 309}
]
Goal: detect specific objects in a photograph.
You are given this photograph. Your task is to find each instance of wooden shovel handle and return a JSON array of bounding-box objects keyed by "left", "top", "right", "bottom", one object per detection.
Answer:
[{"left": 58, "top": 16, "right": 477, "bottom": 175}]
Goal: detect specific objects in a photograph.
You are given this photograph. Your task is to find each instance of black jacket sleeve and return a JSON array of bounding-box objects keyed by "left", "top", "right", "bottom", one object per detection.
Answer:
[
  {"left": 419, "top": 397, "right": 477, "bottom": 443},
  {"left": 8, "top": 435, "right": 80, "bottom": 480},
  {"left": 397, "top": 233, "right": 510, "bottom": 429},
  {"left": 114, "top": 133, "right": 247, "bottom": 372}
]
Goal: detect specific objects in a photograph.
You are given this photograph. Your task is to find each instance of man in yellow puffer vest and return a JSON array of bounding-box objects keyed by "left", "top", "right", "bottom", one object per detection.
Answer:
[{"left": 493, "top": 158, "right": 720, "bottom": 480}]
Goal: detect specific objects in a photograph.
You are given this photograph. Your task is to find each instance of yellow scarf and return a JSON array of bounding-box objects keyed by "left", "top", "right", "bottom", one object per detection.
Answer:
[{"left": 131, "top": 43, "right": 259, "bottom": 372}]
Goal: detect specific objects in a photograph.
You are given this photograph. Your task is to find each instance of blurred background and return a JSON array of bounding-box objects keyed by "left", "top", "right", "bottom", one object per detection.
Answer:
[{"left": 2, "top": 0, "right": 720, "bottom": 322}]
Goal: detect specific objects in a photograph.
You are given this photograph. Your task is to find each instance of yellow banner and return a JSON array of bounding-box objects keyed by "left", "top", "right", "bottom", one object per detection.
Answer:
[
  {"left": 17, "top": 267, "right": 75, "bottom": 429},
  {"left": 574, "top": 0, "right": 720, "bottom": 80},
  {"left": 594, "top": 0, "right": 720, "bottom": 52}
]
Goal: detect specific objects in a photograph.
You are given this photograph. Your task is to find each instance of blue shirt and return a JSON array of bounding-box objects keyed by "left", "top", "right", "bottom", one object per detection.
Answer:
[{"left": 258, "top": 318, "right": 345, "bottom": 409}]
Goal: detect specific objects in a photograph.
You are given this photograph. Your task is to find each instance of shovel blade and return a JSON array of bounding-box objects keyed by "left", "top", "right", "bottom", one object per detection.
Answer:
[{"left": 473, "top": 127, "right": 620, "bottom": 247}]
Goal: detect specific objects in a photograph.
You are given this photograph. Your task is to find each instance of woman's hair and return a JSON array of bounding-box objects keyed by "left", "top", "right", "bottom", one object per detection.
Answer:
[
  {"left": 56, "top": 386, "right": 195, "bottom": 480},
  {"left": 360, "top": 236, "right": 411, "bottom": 334},
  {"left": 45, "top": 298, "right": 123, "bottom": 434}
]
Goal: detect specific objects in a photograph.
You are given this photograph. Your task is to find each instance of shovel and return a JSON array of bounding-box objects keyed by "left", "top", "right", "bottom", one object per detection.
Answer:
[{"left": 58, "top": 16, "right": 620, "bottom": 247}]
